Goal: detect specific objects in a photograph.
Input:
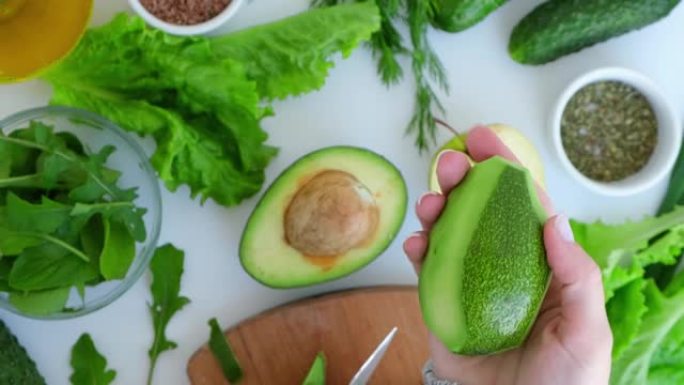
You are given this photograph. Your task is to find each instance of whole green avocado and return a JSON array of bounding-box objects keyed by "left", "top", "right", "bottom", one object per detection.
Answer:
[
  {"left": 510, "top": 0, "right": 681, "bottom": 65},
  {"left": 419, "top": 157, "right": 550, "bottom": 355}
]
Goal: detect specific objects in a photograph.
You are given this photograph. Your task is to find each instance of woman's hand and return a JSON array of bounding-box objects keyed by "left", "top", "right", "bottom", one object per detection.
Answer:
[{"left": 404, "top": 126, "right": 612, "bottom": 385}]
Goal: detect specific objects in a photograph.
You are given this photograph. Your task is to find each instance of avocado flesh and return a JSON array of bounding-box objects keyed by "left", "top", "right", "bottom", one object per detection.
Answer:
[
  {"left": 420, "top": 157, "right": 550, "bottom": 355},
  {"left": 240, "top": 146, "right": 407, "bottom": 288}
]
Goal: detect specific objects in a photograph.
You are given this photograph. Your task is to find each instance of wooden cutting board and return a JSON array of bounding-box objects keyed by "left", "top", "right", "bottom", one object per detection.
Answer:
[{"left": 187, "top": 286, "right": 429, "bottom": 385}]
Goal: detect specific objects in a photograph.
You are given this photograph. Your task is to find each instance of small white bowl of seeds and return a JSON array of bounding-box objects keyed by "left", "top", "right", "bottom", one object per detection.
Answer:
[
  {"left": 551, "top": 67, "right": 682, "bottom": 196},
  {"left": 129, "top": 0, "right": 245, "bottom": 36}
]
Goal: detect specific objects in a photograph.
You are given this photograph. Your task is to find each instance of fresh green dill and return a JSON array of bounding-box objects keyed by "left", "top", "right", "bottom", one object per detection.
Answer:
[{"left": 312, "top": 0, "right": 449, "bottom": 152}]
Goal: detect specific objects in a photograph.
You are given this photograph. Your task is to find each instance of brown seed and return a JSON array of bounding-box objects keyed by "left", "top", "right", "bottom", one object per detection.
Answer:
[{"left": 140, "top": 0, "right": 232, "bottom": 26}]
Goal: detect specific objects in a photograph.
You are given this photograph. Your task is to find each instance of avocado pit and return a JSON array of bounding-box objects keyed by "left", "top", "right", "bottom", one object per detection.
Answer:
[{"left": 284, "top": 170, "right": 379, "bottom": 258}]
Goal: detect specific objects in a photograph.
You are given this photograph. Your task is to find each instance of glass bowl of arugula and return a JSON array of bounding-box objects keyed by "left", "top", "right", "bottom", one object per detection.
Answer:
[{"left": 0, "top": 106, "right": 162, "bottom": 319}]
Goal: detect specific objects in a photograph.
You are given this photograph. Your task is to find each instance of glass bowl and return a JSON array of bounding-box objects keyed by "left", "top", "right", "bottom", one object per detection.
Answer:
[{"left": 0, "top": 106, "right": 162, "bottom": 319}]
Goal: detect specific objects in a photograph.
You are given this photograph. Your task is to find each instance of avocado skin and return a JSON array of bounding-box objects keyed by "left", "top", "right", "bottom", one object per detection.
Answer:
[
  {"left": 510, "top": 0, "right": 680, "bottom": 65},
  {"left": 0, "top": 320, "right": 46, "bottom": 385},
  {"left": 420, "top": 157, "right": 550, "bottom": 355},
  {"left": 460, "top": 167, "right": 549, "bottom": 354},
  {"left": 432, "top": 0, "right": 509, "bottom": 32}
]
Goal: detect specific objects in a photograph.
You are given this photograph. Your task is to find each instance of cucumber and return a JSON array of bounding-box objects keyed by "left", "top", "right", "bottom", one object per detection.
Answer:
[
  {"left": 509, "top": 0, "right": 681, "bottom": 65},
  {"left": 432, "top": 0, "right": 508, "bottom": 32},
  {"left": 0, "top": 320, "right": 46, "bottom": 385}
]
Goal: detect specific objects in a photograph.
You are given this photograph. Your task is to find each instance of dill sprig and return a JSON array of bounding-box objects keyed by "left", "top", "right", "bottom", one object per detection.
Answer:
[
  {"left": 311, "top": 0, "right": 450, "bottom": 153},
  {"left": 406, "top": 0, "right": 448, "bottom": 151}
]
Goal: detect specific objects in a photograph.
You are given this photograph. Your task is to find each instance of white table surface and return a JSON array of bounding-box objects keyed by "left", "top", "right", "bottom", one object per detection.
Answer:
[{"left": 2, "top": 1, "right": 684, "bottom": 384}]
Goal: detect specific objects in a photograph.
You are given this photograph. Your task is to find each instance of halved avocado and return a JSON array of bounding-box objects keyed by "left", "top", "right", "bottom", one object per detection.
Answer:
[{"left": 240, "top": 146, "right": 407, "bottom": 288}]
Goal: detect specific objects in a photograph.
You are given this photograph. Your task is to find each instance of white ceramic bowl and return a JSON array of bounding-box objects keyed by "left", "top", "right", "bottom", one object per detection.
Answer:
[
  {"left": 129, "top": 0, "right": 245, "bottom": 36},
  {"left": 551, "top": 67, "right": 682, "bottom": 196}
]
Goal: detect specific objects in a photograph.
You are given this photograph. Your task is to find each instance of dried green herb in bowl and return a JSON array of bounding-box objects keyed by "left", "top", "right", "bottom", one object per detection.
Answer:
[
  {"left": 561, "top": 81, "right": 658, "bottom": 182},
  {"left": 551, "top": 67, "right": 682, "bottom": 196}
]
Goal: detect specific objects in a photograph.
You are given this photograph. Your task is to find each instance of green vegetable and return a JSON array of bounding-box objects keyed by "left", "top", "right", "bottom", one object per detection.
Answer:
[
  {"left": 647, "top": 139, "right": 684, "bottom": 287},
  {"left": 99, "top": 219, "right": 136, "bottom": 280},
  {"left": 606, "top": 279, "right": 647, "bottom": 359},
  {"left": 9, "top": 287, "right": 71, "bottom": 316},
  {"left": 431, "top": 0, "right": 508, "bottom": 32},
  {"left": 420, "top": 157, "right": 549, "bottom": 354},
  {"left": 240, "top": 146, "right": 407, "bottom": 288},
  {"left": 44, "top": 4, "right": 380, "bottom": 207},
  {"left": 208, "top": 318, "right": 242, "bottom": 383},
  {"left": 658, "top": 140, "right": 684, "bottom": 216},
  {"left": 147, "top": 244, "right": 190, "bottom": 385},
  {"left": 70, "top": 333, "right": 116, "bottom": 385},
  {"left": 0, "top": 122, "right": 145, "bottom": 314},
  {"left": 312, "top": 0, "right": 449, "bottom": 152},
  {"left": 570, "top": 206, "right": 684, "bottom": 300},
  {"left": 610, "top": 279, "right": 684, "bottom": 385},
  {"left": 302, "top": 352, "right": 326, "bottom": 385},
  {"left": 509, "top": 0, "right": 681, "bottom": 65},
  {"left": 570, "top": 209, "right": 684, "bottom": 384},
  {"left": 0, "top": 320, "right": 46, "bottom": 385}
]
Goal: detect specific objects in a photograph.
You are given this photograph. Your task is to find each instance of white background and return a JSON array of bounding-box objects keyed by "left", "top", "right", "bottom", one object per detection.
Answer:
[{"left": 2, "top": 0, "right": 684, "bottom": 384}]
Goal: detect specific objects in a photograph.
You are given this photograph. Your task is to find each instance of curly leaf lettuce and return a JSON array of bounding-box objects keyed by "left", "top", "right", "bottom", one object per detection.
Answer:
[
  {"left": 43, "top": 4, "right": 380, "bottom": 206},
  {"left": 607, "top": 278, "right": 647, "bottom": 360},
  {"left": 571, "top": 209, "right": 684, "bottom": 383},
  {"left": 211, "top": 2, "right": 381, "bottom": 100},
  {"left": 571, "top": 207, "right": 684, "bottom": 299},
  {"left": 610, "top": 279, "right": 684, "bottom": 385}
]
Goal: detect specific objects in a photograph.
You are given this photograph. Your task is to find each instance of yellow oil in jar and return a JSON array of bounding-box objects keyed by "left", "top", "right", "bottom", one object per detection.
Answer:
[{"left": 0, "top": 0, "right": 92, "bottom": 82}]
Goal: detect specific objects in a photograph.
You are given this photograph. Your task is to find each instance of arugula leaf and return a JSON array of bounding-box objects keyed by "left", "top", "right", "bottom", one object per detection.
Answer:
[
  {"left": 302, "top": 352, "right": 326, "bottom": 385},
  {"left": 9, "top": 242, "right": 98, "bottom": 291},
  {"left": 0, "top": 122, "right": 147, "bottom": 315},
  {"left": 71, "top": 201, "right": 146, "bottom": 242},
  {"left": 99, "top": 219, "right": 135, "bottom": 280},
  {"left": 80, "top": 215, "right": 104, "bottom": 262},
  {"left": 147, "top": 244, "right": 190, "bottom": 385},
  {"left": 67, "top": 145, "right": 137, "bottom": 203},
  {"left": 610, "top": 280, "right": 684, "bottom": 385},
  {"left": 70, "top": 333, "right": 116, "bottom": 385},
  {"left": 0, "top": 226, "right": 44, "bottom": 257},
  {"left": 9, "top": 287, "right": 70, "bottom": 316},
  {"left": 0, "top": 123, "right": 127, "bottom": 197},
  {"left": 6, "top": 193, "right": 71, "bottom": 233},
  {"left": 44, "top": 5, "right": 379, "bottom": 206},
  {"left": 208, "top": 317, "right": 243, "bottom": 383}
]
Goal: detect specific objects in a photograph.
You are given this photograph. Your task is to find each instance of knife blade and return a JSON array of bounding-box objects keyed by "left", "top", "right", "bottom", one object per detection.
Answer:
[{"left": 348, "top": 327, "right": 398, "bottom": 385}]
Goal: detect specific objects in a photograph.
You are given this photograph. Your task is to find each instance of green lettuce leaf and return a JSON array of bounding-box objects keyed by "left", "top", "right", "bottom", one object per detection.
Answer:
[
  {"left": 43, "top": 4, "right": 379, "bottom": 206},
  {"left": 571, "top": 207, "right": 684, "bottom": 299},
  {"left": 607, "top": 278, "right": 647, "bottom": 360},
  {"left": 610, "top": 280, "right": 684, "bottom": 385},
  {"left": 210, "top": 2, "right": 381, "bottom": 100}
]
